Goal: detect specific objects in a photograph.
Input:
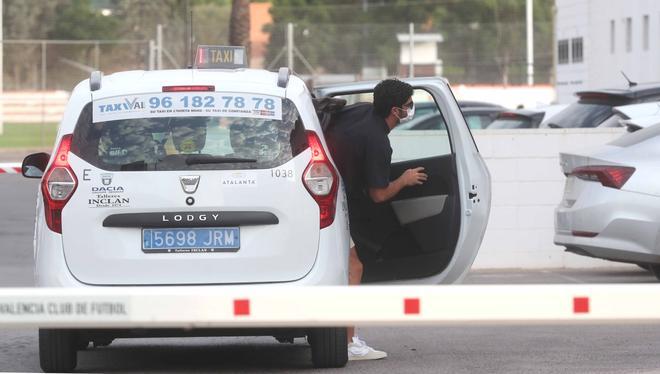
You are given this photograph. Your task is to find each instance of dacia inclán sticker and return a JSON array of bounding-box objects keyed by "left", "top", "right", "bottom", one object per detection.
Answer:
[{"left": 88, "top": 173, "right": 130, "bottom": 208}]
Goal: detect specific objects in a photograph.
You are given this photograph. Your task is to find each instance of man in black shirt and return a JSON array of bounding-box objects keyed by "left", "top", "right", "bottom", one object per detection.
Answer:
[{"left": 326, "top": 79, "right": 428, "bottom": 360}]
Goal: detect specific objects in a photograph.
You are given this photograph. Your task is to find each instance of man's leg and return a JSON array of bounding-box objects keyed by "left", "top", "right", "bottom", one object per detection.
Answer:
[
  {"left": 346, "top": 242, "right": 387, "bottom": 360},
  {"left": 348, "top": 245, "right": 363, "bottom": 342}
]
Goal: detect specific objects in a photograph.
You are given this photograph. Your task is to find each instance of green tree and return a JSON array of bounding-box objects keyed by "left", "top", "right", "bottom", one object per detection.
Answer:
[
  {"left": 114, "top": 0, "right": 231, "bottom": 68},
  {"left": 266, "top": 0, "right": 438, "bottom": 75},
  {"left": 3, "top": 0, "right": 59, "bottom": 89},
  {"left": 265, "top": 0, "right": 554, "bottom": 84},
  {"left": 50, "top": 0, "right": 119, "bottom": 40},
  {"left": 435, "top": 0, "right": 554, "bottom": 85}
]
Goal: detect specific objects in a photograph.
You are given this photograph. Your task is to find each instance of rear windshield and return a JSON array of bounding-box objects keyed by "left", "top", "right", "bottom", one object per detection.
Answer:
[
  {"left": 543, "top": 102, "right": 614, "bottom": 128},
  {"left": 71, "top": 99, "right": 307, "bottom": 171}
]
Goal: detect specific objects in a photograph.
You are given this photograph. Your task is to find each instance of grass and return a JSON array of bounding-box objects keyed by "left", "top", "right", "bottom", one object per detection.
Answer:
[{"left": 0, "top": 122, "right": 59, "bottom": 148}]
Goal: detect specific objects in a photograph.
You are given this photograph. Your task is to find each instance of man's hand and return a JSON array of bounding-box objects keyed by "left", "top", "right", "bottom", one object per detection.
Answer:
[
  {"left": 401, "top": 167, "right": 428, "bottom": 186},
  {"left": 369, "top": 166, "right": 428, "bottom": 203}
]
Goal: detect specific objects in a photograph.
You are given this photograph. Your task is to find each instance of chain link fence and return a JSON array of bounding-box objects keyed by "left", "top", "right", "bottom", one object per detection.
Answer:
[{"left": 263, "top": 21, "right": 554, "bottom": 86}]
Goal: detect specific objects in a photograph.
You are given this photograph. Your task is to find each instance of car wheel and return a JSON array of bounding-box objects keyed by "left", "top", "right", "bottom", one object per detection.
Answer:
[
  {"left": 39, "top": 329, "right": 78, "bottom": 373},
  {"left": 308, "top": 327, "right": 348, "bottom": 368}
]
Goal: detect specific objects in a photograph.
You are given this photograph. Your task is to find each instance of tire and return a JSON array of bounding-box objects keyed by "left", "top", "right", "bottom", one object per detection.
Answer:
[
  {"left": 308, "top": 327, "right": 348, "bottom": 368},
  {"left": 39, "top": 329, "right": 78, "bottom": 373}
]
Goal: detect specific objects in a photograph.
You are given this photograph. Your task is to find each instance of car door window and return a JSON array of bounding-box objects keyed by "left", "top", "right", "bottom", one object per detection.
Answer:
[{"left": 333, "top": 89, "right": 452, "bottom": 162}]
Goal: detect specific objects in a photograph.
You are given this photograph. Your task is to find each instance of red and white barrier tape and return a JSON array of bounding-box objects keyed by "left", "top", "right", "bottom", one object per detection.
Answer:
[
  {"left": 0, "top": 163, "right": 21, "bottom": 174},
  {"left": 1, "top": 285, "right": 659, "bottom": 328}
]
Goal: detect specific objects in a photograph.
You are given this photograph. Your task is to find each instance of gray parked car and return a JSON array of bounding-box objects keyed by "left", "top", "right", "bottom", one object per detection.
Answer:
[{"left": 554, "top": 124, "right": 660, "bottom": 278}]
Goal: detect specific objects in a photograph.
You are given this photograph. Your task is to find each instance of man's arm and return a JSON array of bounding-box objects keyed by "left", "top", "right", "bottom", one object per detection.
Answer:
[{"left": 368, "top": 167, "right": 427, "bottom": 203}]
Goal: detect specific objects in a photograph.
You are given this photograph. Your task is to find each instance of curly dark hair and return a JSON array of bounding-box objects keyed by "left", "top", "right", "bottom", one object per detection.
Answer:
[{"left": 373, "top": 79, "right": 413, "bottom": 118}]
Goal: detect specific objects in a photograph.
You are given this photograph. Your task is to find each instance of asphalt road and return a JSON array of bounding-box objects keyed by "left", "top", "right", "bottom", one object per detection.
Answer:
[{"left": 2, "top": 175, "right": 660, "bottom": 373}]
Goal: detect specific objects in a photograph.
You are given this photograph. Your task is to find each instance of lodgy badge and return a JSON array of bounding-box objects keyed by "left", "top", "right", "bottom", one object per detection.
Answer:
[{"left": 161, "top": 213, "right": 220, "bottom": 223}]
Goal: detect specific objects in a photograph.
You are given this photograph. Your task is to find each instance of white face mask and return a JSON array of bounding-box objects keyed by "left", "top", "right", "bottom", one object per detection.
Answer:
[{"left": 396, "top": 103, "right": 415, "bottom": 123}]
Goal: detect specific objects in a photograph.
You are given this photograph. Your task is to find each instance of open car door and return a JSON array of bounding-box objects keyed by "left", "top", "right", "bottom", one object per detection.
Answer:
[{"left": 315, "top": 77, "right": 491, "bottom": 284}]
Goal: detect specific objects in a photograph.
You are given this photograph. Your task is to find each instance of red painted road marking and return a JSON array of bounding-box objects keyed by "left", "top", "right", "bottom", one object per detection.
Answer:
[
  {"left": 234, "top": 299, "right": 250, "bottom": 316},
  {"left": 573, "top": 297, "right": 590, "bottom": 314},
  {"left": 404, "top": 298, "right": 420, "bottom": 315}
]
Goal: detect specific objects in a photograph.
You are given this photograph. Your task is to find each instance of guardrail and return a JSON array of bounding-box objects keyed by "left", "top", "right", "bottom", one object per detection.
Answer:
[{"left": 1, "top": 285, "right": 660, "bottom": 328}]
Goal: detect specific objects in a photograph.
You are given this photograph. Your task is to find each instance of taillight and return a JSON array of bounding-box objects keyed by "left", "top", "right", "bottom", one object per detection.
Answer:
[
  {"left": 302, "top": 131, "right": 338, "bottom": 229},
  {"left": 571, "top": 165, "right": 635, "bottom": 189},
  {"left": 41, "top": 134, "right": 78, "bottom": 233}
]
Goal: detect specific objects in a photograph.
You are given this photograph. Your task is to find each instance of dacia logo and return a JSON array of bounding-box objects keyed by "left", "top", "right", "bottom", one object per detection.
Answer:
[
  {"left": 98, "top": 97, "right": 145, "bottom": 113},
  {"left": 180, "top": 175, "right": 200, "bottom": 194},
  {"left": 101, "top": 173, "right": 112, "bottom": 186}
]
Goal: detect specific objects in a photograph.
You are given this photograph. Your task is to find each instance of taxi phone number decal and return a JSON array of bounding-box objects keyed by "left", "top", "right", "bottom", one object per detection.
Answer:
[{"left": 92, "top": 92, "right": 283, "bottom": 123}]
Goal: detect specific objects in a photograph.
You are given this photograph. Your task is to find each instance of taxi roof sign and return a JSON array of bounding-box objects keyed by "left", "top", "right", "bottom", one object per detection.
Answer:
[{"left": 195, "top": 45, "right": 247, "bottom": 69}]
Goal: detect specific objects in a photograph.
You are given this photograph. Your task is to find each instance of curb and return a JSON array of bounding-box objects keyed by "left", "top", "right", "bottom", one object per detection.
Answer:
[{"left": 0, "top": 163, "right": 22, "bottom": 174}]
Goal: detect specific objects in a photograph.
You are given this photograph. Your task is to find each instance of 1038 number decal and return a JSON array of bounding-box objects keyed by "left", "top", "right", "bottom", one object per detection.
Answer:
[{"left": 271, "top": 169, "right": 294, "bottom": 178}]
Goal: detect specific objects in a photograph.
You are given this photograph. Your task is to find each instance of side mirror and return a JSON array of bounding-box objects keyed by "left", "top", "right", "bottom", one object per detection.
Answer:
[{"left": 22, "top": 152, "right": 50, "bottom": 178}]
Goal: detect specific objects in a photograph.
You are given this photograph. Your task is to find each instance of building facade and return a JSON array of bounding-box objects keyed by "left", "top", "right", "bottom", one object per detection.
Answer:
[{"left": 555, "top": 0, "right": 660, "bottom": 103}]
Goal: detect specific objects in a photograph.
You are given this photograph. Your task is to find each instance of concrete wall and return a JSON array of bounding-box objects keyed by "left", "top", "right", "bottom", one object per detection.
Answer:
[
  {"left": 390, "top": 128, "right": 627, "bottom": 269},
  {"left": 1, "top": 91, "right": 69, "bottom": 123}
]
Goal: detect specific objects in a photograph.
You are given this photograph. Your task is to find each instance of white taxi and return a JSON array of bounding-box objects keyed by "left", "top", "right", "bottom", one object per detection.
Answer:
[{"left": 22, "top": 46, "right": 491, "bottom": 372}]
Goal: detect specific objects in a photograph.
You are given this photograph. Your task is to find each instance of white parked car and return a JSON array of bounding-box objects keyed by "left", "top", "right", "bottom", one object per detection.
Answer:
[
  {"left": 554, "top": 123, "right": 660, "bottom": 275},
  {"left": 22, "top": 46, "right": 491, "bottom": 372},
  {"left": 613, "top": 102, "right": 660, "bottom": 131}
]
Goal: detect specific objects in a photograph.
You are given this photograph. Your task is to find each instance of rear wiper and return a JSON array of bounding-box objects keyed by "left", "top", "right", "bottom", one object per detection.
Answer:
[
  {"left": 185, "top": 155, "right": 257, "bottom": 165},
  {"left": 119, "top": 160, "right": 147, "bottom": 171},
  {"left": 546, "top": 122, "right": 563, "bottom": 129}
]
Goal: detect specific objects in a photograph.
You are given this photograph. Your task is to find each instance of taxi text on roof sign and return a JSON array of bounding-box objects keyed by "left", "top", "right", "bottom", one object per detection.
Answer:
[{"left": 195, "top": 45, "right": 247, "bottom": 69}]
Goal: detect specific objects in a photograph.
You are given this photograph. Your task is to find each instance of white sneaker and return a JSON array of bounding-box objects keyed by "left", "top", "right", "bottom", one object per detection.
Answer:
[{"left": 347, "top": 337, "right": 387, "bottom": 361}]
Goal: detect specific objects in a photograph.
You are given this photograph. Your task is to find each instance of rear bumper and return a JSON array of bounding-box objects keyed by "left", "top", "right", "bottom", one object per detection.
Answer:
[
  {"left": 35, "top": 216, "right": 350, "bottom": 288},
  {"left": 554, "top": 188, "right": 660, "bottom": 264}
]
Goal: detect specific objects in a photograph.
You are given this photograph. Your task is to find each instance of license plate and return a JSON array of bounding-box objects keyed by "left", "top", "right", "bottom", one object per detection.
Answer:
[{"left": 142, "top": 228, "right": 240, "bottom": 253}]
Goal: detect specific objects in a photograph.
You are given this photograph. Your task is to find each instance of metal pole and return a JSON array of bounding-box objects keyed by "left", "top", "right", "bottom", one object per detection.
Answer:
[
  {"left": 156, "top": 24, "right": 163, "bottom": 70},
  {"left": 408, "top": 23, "right": 414, "bottom": 78},
  {"left": 287, "top": 23, "right": 294, "bottom": 70},
  {"left": 41, "top": 41, "right": 46, "bottom": 146},
  {"left": 94, "top": 41, "right": 100, "bottom": 69},
  {"left": 149, "top": 40, "right": 156, "bottom": 70},
  {"left": 526, "top": 0, "right": 534, "bottom": 85}
]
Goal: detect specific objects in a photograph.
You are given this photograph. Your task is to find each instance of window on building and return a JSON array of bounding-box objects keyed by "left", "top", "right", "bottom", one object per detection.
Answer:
[
  {"left": 558, "top": 39, "right": 569, "bottom": 64},
  {"left": 626, "top": 17, "right": 632, "bottom": 52},
  {"left": 643, "top": 15, "right": 649, "bottom": 51},
  {"left": 610, "top": 20, "right": 616, "bottom": 53},
  {"left": 571, "top": 37, "right": 584, "bottom": 63}
]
